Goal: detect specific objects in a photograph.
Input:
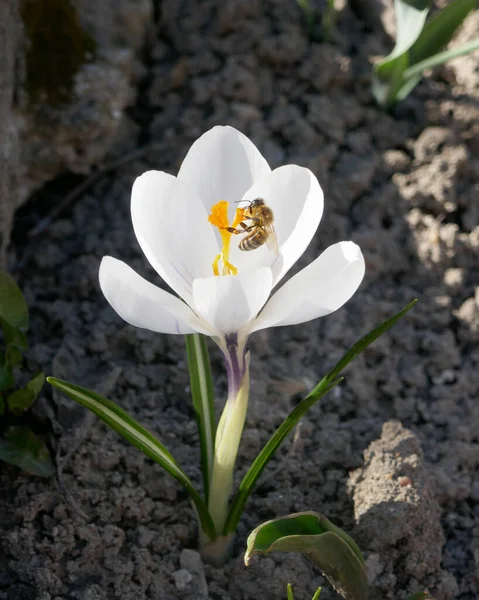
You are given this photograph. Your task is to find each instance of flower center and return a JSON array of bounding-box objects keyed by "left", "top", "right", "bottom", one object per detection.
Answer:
[{"left": 208, "top": 200, "right": 245, "bottom": 276}]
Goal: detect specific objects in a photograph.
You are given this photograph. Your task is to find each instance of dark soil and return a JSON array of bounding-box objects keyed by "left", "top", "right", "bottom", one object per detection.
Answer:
[{"left": 2, "top": 1, "right": 479, "bottom": 599}]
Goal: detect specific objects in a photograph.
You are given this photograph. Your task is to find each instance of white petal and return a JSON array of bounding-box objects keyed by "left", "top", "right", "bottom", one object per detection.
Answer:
[
  {"left": 99, "top": 257, "right": 209, "bottom": 335},
  {"left": 251, "top": 242, "right": 365, "bottom": 331},
  {"left": 229, "top": 165, "right": 324, "bottom": 283},
  {"left": 177, "top": 126, "right": 271, "bottom": 212},
  {"left": 192, "top": 268, "right": 273, "bottom": 335},
  {"left": 131, "top": 171, "right": 218, "bottom": 305}
]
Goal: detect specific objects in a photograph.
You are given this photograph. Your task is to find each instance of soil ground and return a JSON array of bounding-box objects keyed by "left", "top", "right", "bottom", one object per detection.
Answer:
[{"left": 1, "top": 1, "right": 478, "bottom": 599}]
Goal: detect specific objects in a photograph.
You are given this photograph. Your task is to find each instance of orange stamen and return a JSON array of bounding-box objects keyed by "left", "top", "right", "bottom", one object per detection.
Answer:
[{"left": 208, "top": 201, "right": 245, "bottom": 276}]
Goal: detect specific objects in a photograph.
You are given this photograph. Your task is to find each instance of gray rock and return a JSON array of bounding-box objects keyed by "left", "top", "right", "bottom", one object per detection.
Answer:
[
  {"left": 0, "top": 0, "right": 153, "bottom": 266},
  {"left": 348, "top": 421, "right": 458, "bottom": 599}
]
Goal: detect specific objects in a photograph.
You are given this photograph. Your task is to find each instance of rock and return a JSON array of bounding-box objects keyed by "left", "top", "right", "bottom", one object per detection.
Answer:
[
  {"left": 0, "top": 0, "right": 21, "bottom": 264},
  {"left": 0, "top": 0, "right": 153, "bottom": 266},
  {"left": 173, "top": 549, "right": 209, "bottom": 599},
  {"left": 348, "top": 421, "right": 458, "bottom": 599}
]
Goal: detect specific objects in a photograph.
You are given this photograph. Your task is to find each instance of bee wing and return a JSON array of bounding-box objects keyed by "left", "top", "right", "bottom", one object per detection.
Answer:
[{"left": 265, "top": 223, "right": 279, "bottom": 255}]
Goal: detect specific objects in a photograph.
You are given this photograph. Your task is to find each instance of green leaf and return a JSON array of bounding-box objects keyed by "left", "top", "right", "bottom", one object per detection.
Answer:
[
  {"left": 245, "top": 512, "right": 367, "bottom": 600},
  {"left": 5, "top": 344, "right": 23, "bottom": 368},
  {"left": 0, "top": 364, "right": 14, "bottom": 393},
  {"left": 391, "top": 0, "right": 431, "bottom": 61},
  {"left": 297, "top": 0, "right": 315, "bottom": 35},
  {"left": 322, "top": 0, "right": 336, "bottom": 42},
  {"left": 26, "top": 371, "right": 45, "bottom": 400},
  {"left": 0, "top": 270, "right": 29, "bottom": 330},
  {"left": 0, "top": 426, "right": 55, "bottom": 477},
  {"left": 310, "top": 299, "right": 418, "bottom": 392},
  {"left": 407, "top": 592, "right": 429, "bottom": 600},
  {"left": 287, "top": 583, "right": 295, "bottom": 600},
  {"left": 311, "top": 588, "right": 322, "bottom": 600},
  {"left": 0, "top": 395, "right": 5, "bottom": 416},
  {"left": 409, "top": 0, "right": 476, "bottom": 64},
  {"left": 225, "top": 300, "right": 417, "bottom": 534},
  {"left": 1, "top": 318, "right": 28, "bottom": 351},
  {"left": 373, "top": 0, "right": 477, "bottom": 106},
  {"left": 224, "top": 377, "right": 342, "bottom": 534},
  {"left": 404, "top": 37, "right": 479, "bottom": 80},
  {"left": 185, "top": 334, "right": 216, "bottom": 500},
  {"left": 6, "top": 388, "right": 35, "bottom": 414},
  {"left": 372, "top": 0, "right": 430, "bottom": 106},
  {"left": 47, "top": 376, "right": 216, "bottom": 539},
  {"left": 6, "top": 372, "right": 44, "bottom": 414}
]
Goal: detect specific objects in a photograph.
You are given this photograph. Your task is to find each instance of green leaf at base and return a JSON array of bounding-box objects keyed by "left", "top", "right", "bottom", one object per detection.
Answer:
[
  {"left": 224, "top": 300, "right": 417, "bottom": 534},
  {"left": 47, "top": 376, "right": 216, "bottom": 539},
  {"left": 245, "top": 512, "right": 367, "bottom": 600},
  {"left": 0, "top": 426, "right": 54, "bottom": 477}
]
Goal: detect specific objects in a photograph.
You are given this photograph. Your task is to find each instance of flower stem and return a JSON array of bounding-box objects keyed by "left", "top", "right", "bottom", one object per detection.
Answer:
[{"left": 208, "top": 335, "right": 249, "bottom": 536}]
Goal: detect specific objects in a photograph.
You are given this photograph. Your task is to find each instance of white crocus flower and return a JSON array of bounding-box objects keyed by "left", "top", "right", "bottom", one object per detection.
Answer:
[
  {"left": 99, "top": 125, "right": 365, "bottom": 538},
  {"left": 99, "top": 125, "right": 365, "bottom": 390}
]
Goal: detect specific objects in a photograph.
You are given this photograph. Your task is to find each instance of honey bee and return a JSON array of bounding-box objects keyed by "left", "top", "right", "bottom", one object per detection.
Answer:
[{"left": 225, "top": 198, "right": 278, "bottom": 254}]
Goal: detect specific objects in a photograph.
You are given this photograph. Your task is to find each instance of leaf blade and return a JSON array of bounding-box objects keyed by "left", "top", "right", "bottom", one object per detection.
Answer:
[
  {"left": 225, "top": 300, "right": 417, "bottom": 534},
  {"left": 224, "top": 377, "right": 342, "bottom": 534},
  {"left": 47, "top": 376, "right": 216, "bottom": 539},
  {"left": 245, "top": 512, "right": 368, "bottom": 600},
  {"left": 0, "top": 270, "right": 29, "bottom": 330},
  {"left": 409, "top": 0, "right": 476, "bottom": 64},
  {"left": 0, "top": 426, "right": 54, "bottom": 477},
  {"left": 404, "top": 37, "right": 479, "bottom": 79},
  {"left": 185, "top": 334, "right": 216, "bottom": 500}
]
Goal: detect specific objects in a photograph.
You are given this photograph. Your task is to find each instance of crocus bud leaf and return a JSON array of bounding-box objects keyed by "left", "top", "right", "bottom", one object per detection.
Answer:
[{"left": 245, "top": 512, "right": 367, "bottom": 600}]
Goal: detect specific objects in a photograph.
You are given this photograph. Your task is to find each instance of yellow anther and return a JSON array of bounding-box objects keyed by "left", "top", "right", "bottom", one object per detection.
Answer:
[
  {"left": 208, "top": 201, "right": 245, "bottom": 276},
  {"left": 208, "top": 200, "right": 230, "bottom": 230}
]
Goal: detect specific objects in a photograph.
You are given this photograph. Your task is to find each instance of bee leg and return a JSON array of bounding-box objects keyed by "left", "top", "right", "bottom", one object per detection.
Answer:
[{"left": 225, "top": 223, "right": 256, "bottom": 234}]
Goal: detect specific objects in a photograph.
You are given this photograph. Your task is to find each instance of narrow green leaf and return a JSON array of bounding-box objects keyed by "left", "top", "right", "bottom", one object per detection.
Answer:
[
  {"left": 407, "top": 592, "right": 429, "bottom": 600},
  {"left": 0, "top": 395, "right": 5, "bottom": 416},
  {"left": 322, "top": 0, "right": 336, "bottom": 42},
  {"left": 311, "top": 587, "right": 322, "bottom": 600},
  {"left": 287, "top": 583, "right": 294, "bottom": 600},
  {"left": 409, "top": 0, "right": 476, "bottom": 64},
  {"left": 297, "top": 0, "right": 315, "bottom": 34},
  {"left": 405, "top": 38, "right": 479, "bottom": 79},
  {"left": 245, "top": 512, "right": 367, "bottom": 600},
  {"left": 26, "top": 372, "right": 45, "bottom": 401},
  {"left": 47, "top": 376, "right": 216, "bottom": 539},
  {"left": 0, "top": 426, "right": 55, "bottom": 477},
  {"left": 224, "top": 377, "right": 342, "bottom": 534},
  {"left": 0, "top": 270, "right": 29, "bottom": 330},
  {"left": 225, "top": 300, "right": 417, "bottom": 533},
  {"left": 185, "top": 334, "right": 216, "bottom": 500},
  {"left": 310, "top": 299, "right": 417, "bottom": 395}
]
